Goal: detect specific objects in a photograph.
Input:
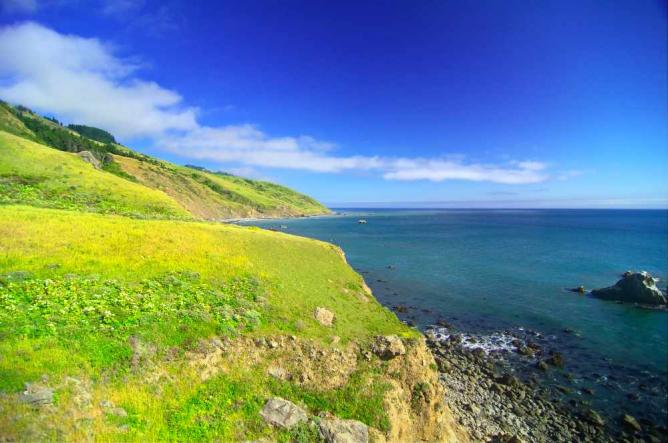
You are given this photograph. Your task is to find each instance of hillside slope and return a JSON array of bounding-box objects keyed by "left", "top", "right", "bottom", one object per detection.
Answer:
[
  {"left": 0, "top": 131, "right": 190, "bottom": 218},
  {"left": 0, "top": 101, "right": 330, "bottom": 219},
  {"left": 0, "top": 205, "right": 464, "bottom": 442}
]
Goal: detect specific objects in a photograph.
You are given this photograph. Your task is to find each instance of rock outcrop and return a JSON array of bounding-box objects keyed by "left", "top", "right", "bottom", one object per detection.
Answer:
[
  {"left": 371, "top": 335, "right": 406, "bottom": 360},
  {"left": 260, "top": 397, "right": 308, "bottom": 429},
  {"left": 591, "top": 271, "right": 666, "bottom": 306},
  {"left": 76, "top": 150, "right": 102, "bottom": 169},
  {"left": 314, "top": 307, "right": 335, "bottom": 326},
  {"left": 380, "top": 337, "right": 466, "bottom": 442},
  {"left": 19, "top": 383, "right": 53, "bottom": 407},
  {"left": 318, "top": 417, "right": 369, "bottom": 443}
]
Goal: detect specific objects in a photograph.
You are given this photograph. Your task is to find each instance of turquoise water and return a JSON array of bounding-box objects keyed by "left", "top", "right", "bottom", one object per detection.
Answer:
[{"left": 241, "top": 209, "right": 667, "bottom": 425}]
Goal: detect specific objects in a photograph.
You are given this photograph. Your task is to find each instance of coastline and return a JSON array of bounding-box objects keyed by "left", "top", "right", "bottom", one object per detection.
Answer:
[
  {"left": 230, "top": 210, "right": 668, "bottom": 442},
  {"left": 424, "top": 329, "right": 611, "bottom": 442},
  {"left": 224, "top": 210, "right": 341, "bottom": 224}
]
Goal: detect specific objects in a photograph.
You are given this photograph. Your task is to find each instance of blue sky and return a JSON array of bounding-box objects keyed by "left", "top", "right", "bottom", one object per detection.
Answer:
[{"left": 0, "top": 0, "right": 666, "bottom": 208}]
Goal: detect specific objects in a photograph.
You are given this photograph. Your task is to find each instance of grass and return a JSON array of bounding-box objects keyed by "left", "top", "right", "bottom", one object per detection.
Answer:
[
  {"left": 113, "top": 155, "right": 330, "bottom": 219},
  {"left": 0, "top": 205, "right": 410, "bottom": 342},
  {"left": 0, "top": 101, "right": 406, "bottom": 440},
  {"left": 0, "top": 131, "right": 190, "bottom": 218},
  {"left": 0, "top": 100, "right": 330, "bottom": 221},
  {"left": 0, "top": 205, "right": 416, "bottom": 441}
]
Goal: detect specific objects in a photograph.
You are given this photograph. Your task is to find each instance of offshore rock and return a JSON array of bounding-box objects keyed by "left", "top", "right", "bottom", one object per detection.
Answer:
[{"left": 591, "top": 271, "right": 667, "bottom": 306}]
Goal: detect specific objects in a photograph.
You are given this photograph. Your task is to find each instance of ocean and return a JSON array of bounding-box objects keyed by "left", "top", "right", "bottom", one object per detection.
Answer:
[{"left": 239, "top": 209, "right": 667, "bottom": 428}]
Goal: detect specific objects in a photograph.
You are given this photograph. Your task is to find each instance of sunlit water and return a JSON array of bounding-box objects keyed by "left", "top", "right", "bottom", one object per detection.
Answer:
[{"left": 240, "top": 209, "right": 667, "bottom": 427}]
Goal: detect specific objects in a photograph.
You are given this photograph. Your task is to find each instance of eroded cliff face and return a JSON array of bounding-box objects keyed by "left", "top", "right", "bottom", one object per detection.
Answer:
[
  {"left": 186, "top": 334, "right": 468, "bottom": 442},
  {"left": 375, "top": 337, "right": 468, "bottom": 442}
]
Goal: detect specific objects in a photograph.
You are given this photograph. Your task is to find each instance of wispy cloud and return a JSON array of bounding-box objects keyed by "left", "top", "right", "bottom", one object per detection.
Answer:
[
  {"left": 0, "top": 22, "right": 555, "bottom": 185},
  {"left": 0, "top": 22, "right": 197, "bottom": 138}
]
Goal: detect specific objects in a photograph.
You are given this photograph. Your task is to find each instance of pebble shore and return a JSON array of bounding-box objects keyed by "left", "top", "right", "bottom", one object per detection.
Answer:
[{"left": 425, "top": 330, "right": 667, "bottom": 443}]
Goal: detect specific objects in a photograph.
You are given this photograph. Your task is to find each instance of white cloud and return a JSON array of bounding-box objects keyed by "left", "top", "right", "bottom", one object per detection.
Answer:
[
  {"left": 0, "top": 22, "right": 555, "bottom": 185},
  {"left": 0, "top": 22, "right": 197, "bottom": 138},
  {"left": 382, "top": 159, "right": 548, "bottom": 184},
  {"left": 160, "top": 126, "right": 547, "bottom": 183},
  {"left": 1, "top": 0, "right": 37, "bottom": 14}
]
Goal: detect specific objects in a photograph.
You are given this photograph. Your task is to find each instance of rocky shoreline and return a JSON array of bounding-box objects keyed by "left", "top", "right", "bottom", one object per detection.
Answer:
[{"left": 424, "top": 328, "right": 667, "bottom": 443}]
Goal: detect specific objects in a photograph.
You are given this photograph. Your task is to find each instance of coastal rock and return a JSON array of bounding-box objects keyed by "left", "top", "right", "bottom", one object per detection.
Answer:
[
  {"left": 371, "top": 335, "right": 406, "bottom": 359},
  {"left": 260, "top": 397, "right": 308, "bottom": 429},
  {"left": 318, "top": 418, "right": 368, "bottom": 443},
  {"left": 496, "top": 373, "right": 520, "bottom": 388},
  {"left": 621, "top": 414, "right": 641, "bottom": 432},
  {"left": 314, "top": 307, "right": 335, "bottom": 326},
  {"left": 536, "top": 360, "right": 549, "bottom": 371},
  {"left": 546, "top": 352, "right": 564, "bottom": 368},
  {"left": 591, "top": 271, "right": 667, "bottom": 306},
  {"left": 76, "top": 150, "right": 102, "bottom": 169},
  {"left": 19, "top": 383, "right": 53, "bottom": 407},
  {"left": 584, "top": 408, "right": 605, "bottom": 427}
]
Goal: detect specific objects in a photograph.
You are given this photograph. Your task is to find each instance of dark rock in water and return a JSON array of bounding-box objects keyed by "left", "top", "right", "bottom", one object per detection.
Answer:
[
  {"left": 517, "top": 346, "right": 534, "bottom": 357},
  {"left": 536, "top": 360, "right": 549, "bottom": 371},
  {"left": 583, "top": 408, "right": 606, "bottom": 427},
  {"left": 556, "top": 385, "right": 573, "bottom": 394},
  {"left": 392, "top": 304, "right": 409, "bottom": 313},
  {"left": 590, "top": 271, "right": 667, "bottom": 306},
  {"left": 621, "top": 414, "right": 642, "bottom": 432},
  {"left": 582, "top": 387, "right": 595, "bottom": 396},
  {"left": 546, "top": 352, "right": 565, "bottom": 368},
  {"left": 436, "top": 319, "right": 454, "bottom": 328}
]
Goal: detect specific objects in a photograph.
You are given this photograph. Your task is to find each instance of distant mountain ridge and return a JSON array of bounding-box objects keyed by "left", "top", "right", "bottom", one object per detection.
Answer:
[{"left": 0, "top": 101, "right": 330, "bottom": 219}]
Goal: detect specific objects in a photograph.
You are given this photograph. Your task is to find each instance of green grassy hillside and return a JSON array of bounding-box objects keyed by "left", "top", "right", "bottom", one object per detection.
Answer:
[
  {"left": 0, "top": 205, "right": 416, "bottom": 441},
  {"left": 0, "top": 131, "right": 190, "bottom": 218},
  {"left": 0, "top": 101, "right": 330, "bottom": 219},
  {"left": 114, "top": 155, "right": 328, "bottom": 219},
  {"left": 0, "top": 102, "right": 460, "bottom": 442}
]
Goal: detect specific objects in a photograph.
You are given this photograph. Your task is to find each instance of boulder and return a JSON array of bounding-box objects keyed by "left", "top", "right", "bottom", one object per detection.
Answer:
[
  {"left": 314, "top": 307, "right": 335, "bottom": 326},
  {"left": 19, "top": 383, "right": 53, "bottom": 407},
  {"left": 622, "top": 414, "right": 641, "bottom": 432},
  {"left": 583, "top": 408, "right": 605, "bottom": 427},
  {"left": 318, "top": 418, "right": 368, "bottom": 443},
  {"left": 76, "top": 151, "right": 102, "bottom": 169},
  {"left": 496, "top": 373, "right": 520, "bottom": 388},
  {"left": 591, "top": 272, "right": 666, "bottom": 306},
  {"left": 546, "top": 352, "right": 565, "bottom": 368},
  {"left": 260, "top": 397, "right": 308, "bottom": 429},
  {"left": 371, "top": 335, "right": 406, "bottom": 360}
]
